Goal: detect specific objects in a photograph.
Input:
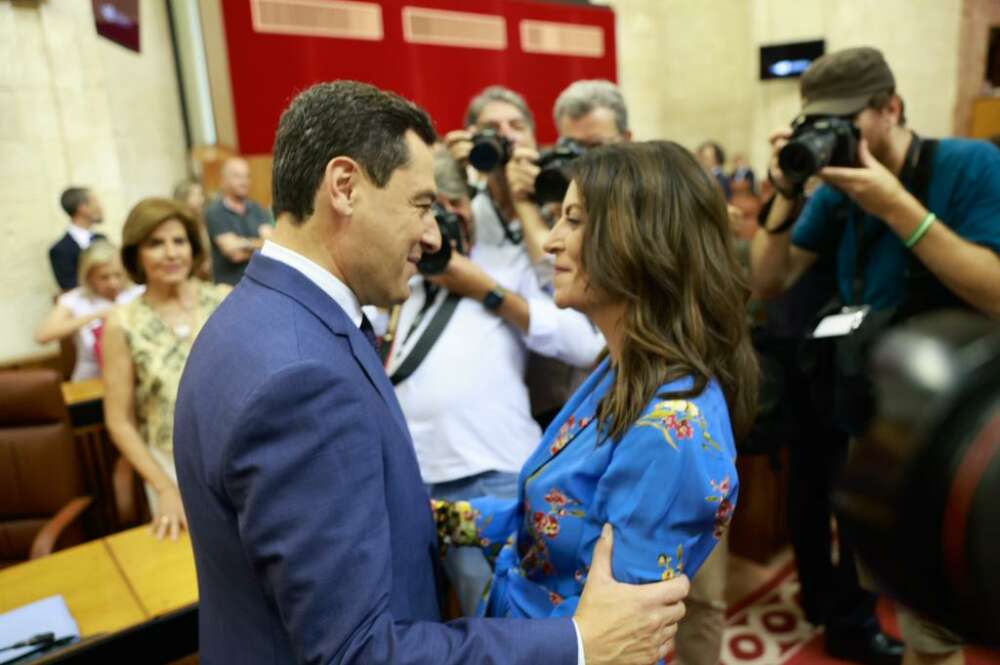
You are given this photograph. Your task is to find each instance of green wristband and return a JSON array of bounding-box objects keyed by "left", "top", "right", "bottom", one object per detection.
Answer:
[{"left": 904, "top": 212, "right": 936, "bottom": 249}]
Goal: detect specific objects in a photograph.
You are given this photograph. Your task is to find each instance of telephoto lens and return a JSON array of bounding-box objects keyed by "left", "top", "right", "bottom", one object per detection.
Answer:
[
  {"left": 778, "top": 116, "right": 859, "bottom": 186},
  {"left": 534, "top": 138, "right": 586, "bottom": 205},
  {"left": 417, "top": 203, "right": 465, "bottom": 275},
  {"left": 469, "top": 129, "right": 512, "bottom": 173},
  {"left": 835, "top": 311, "right": 1000, "bottom": 647}
]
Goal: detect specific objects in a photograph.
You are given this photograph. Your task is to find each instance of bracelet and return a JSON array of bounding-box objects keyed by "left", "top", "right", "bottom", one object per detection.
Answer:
[
  {"left": 767, "top": 168, "right": 803, "bottom": 201},
  {"left": 760, "top": 194, "right": 803, "bottom": 235},
  {"left": 904, "top": 212, "right": 936, "bottom": 249}
]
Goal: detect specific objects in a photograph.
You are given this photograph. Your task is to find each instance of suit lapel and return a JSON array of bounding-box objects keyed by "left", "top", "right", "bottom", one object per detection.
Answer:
[{"left": 243, "top": 255, "right": 411, "bottom": 439}]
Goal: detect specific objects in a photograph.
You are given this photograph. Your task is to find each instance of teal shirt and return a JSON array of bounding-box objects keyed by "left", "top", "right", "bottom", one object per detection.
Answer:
[{"left": 791, "top": 138, "right": 1000, "bottom": 310}]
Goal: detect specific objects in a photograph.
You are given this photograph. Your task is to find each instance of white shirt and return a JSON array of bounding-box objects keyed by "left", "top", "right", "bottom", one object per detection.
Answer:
[
  {"left": 260, "top": 241, "right": 362, "bottom": 326},
  {"left": 266, "top": 239, "right": 589, "bottom": 664},
  {"left": 67, "top": 223, "right": 95, "bottom": 249},
  {"left": 388, "top": 194, "right": 604, "bottom": 485},
  {"left": 59, "top": 285, "right": 143, "bottom": 380}
]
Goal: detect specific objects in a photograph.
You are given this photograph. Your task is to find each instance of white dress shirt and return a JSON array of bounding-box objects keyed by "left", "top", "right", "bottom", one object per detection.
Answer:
[
  {"left": 260, "top": 241, "right": 362, "bottom": 326},
  {"left": 67, "top": 223, "right": 95, "bottom": 249}
]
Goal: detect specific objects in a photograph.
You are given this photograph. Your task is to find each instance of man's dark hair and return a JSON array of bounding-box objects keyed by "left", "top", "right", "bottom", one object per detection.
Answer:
[
  {"left": 60, "top": 187, "right": 90, "bottom": 217},
  {"left": 271, "top": 81, "right": 437, "bottom": 222}
]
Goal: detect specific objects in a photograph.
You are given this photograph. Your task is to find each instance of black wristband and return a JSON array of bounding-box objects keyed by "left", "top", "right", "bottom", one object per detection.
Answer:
[
  {"left": 767, "top": 168, "right": 803, "bottom": 201},
  {"left": 760, "top": 194, "right": 803, "bottom": 235}
]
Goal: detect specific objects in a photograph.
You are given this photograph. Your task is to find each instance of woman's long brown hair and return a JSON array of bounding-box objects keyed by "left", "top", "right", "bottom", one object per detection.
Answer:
[{"left": 571, "top": 141, "right": 758, "bottom": 442}]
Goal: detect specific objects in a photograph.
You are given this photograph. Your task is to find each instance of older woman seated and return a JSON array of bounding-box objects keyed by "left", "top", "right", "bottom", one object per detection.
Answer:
[
  {"left": 35, "top": 240, "right": 142, "bottom": 381},
  {"left": 103, "top": 198, "right": 230, "bottom": 540}
]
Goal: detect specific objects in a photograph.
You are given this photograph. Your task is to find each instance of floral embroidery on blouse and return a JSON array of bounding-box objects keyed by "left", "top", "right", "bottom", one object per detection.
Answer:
[
  {"left": 519, "top": 488, "right": 585, "bottom": 578},
  {"left": 706, "top": 476, "right": 735, "bottom": 539},
  {"left": 636, "top": 400, "right": 720, "bottom": 453},
  {"left": 432, "top": 499, "right": 492, "bottom": 557},
  {"left": 657, "top": 544, "right": 685, "bottom": 580},
  {"left": 549, "top": 415, "right": 593, "bottom": 455}
]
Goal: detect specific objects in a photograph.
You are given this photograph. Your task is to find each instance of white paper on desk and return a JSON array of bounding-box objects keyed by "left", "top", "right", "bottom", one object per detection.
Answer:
[{"left": 0, "top": 595, "right": 79, "bottom": 664}]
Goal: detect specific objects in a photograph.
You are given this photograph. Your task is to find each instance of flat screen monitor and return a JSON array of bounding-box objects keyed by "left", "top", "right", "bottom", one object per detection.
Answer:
[{"left": 759, "top": 40, "right": 825, "bottom": 80}]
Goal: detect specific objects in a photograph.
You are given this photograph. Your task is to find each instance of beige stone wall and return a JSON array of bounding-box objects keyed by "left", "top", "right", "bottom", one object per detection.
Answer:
[
  {"left": 599, "top": 0, "right": 963, "bottom": 174},
  {"left": 0, "top": 0, "right": 187, "bottom": 364}
]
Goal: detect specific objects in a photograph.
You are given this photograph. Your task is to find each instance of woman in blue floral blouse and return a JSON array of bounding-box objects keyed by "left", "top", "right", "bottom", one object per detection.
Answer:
[{"left": 435, "top": 141, "right": 757, "bottom": 628}]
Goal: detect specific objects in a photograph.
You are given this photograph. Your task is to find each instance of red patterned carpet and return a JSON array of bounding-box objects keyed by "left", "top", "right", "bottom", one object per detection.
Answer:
[{"left": 690, "top": 558, "right": 1000, "bottom": 665}]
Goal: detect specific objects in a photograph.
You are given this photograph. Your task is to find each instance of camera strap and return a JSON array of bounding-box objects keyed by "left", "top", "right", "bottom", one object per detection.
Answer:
[
  {"left": 389, "top": 290, "right": 461, "bottom": 386},
  {"left": 849, "top": 133, "right": 934, "bottom": 305},
  {"left": 488, "top": 196, "right": 524, "bottom": 245}
]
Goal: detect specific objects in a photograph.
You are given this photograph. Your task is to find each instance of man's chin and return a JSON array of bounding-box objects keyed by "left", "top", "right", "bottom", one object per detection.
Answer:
[{"left": 369, "top": 284, "right": 411, "bottom": 309}]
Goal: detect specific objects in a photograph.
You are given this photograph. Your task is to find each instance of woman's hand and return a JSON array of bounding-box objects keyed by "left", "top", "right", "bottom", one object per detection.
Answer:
[{"left": 151, "top": 485, "right": 188, "bottom": 541}]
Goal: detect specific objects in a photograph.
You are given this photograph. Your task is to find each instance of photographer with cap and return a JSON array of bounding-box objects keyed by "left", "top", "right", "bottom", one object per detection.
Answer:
[
  {"left": 751, "top": 46, "right": 1000, "bottom": 665},
  {"left": 383, "top": 147, "right": 604, "bottom": 618}
]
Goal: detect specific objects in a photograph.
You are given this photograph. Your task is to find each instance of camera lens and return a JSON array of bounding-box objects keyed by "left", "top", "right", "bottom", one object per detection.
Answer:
[
  {"left": 469, "top": 131, "right": 510, "bottom": 173},
  {"left": 534, "top": 168, "right": 570, "bottom": 205}
]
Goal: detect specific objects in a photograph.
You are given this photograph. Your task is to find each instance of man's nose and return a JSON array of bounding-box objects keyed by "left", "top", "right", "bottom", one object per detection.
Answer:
[{"left": 422, "top": 215, "right": 442, "bottom": 253}]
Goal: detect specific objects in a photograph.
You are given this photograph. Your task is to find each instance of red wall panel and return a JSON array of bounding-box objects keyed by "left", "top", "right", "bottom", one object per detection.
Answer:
[{"left": 220, "top": 0, "right": 617, "bottom": 153}]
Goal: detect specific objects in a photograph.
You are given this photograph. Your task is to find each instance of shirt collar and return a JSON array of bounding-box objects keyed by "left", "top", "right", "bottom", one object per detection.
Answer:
[
  {"left": 260, "top": 240, "right": 363, "bottom": 327},
  {"left": 67, "top": 224, "right": 93, "bottom": 249}
]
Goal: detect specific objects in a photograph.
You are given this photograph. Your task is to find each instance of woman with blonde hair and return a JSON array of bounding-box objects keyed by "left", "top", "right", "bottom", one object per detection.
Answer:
[
  {"left": 35, "top": 240, "right": 142, "bottom": 380},
  {"left": 103, "top": 197, "right": 230, "bottom": 540},
  {"left": 436, "top": 141, "right": 756, "bottom": 663}
]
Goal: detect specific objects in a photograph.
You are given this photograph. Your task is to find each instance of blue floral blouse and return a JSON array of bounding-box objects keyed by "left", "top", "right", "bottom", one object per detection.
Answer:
[{"left": 435, "top": 356, "right": 738, "bottom": 619}]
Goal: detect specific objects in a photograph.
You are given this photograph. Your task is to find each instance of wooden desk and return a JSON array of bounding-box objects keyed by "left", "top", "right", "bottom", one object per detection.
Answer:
[
  {"left": 104, "top": 528, "right": 198, "bottom": 617},
  {"left": 61, "top": 378, "right": 104, "bottom": 406},
  {"left": 0, "top": 540, "right": 146, "bottom": 636}
]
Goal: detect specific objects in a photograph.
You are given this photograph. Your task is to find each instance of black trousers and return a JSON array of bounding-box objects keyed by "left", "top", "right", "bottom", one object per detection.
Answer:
[{"left": 784, "top": 348, "right": 879, "bottom": 636}]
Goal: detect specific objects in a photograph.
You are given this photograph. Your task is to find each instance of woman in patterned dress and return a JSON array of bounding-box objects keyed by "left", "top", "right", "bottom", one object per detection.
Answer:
[
  {"left": 103, "top": 198, "right": 230, "bottom": 540},
  {"left": 436, "top": 141, "right": 757, "bottom": 637}
]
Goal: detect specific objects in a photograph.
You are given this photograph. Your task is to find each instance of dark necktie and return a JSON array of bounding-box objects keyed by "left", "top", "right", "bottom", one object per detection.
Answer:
[{"left": 359, "top": 313, "right": 379, "bottom": 353}]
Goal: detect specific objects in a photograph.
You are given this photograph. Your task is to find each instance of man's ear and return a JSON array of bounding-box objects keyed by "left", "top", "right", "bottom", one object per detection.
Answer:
[{"left": 325, "top": 157, "right": 360, "bottom": 217}]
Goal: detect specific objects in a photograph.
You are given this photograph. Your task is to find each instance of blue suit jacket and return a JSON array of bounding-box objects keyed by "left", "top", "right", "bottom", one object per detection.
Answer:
[{"left": 174, "top": 254, "right": 576, "bottom": 665}]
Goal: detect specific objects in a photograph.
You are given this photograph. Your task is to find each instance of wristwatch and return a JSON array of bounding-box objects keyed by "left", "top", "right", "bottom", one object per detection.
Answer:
[{"left": 483, "top": 285, "right": 507, "bottom": 311}]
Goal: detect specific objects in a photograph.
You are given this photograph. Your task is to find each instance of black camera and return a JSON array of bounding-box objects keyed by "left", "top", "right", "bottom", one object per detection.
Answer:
[
  {"left": 835, "top": 311, "right": 1000, "bottom": 646},
  {"left": 469, "top": 129, "right": 512, "bottom": 173},
  {"left": 417, "top": 202, "right": 467, "bottom": 275},
  {"left": 533, "top": 138, "right": 587, "bottom": 205},
  {"left": 778, "top": 115, "right": 860, "bottom": 187}
]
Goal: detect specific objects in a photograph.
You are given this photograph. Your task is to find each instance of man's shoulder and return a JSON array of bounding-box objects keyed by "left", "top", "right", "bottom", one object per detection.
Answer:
[
  {"left": 49, "top": 232, "right": 75, "bottom": 255},
  {"left": 932, "top": 137, "right": 1000, "bottom": 176},
  {"left": 204, "top": 198, "right": 230, "bottom": 221},
  {"left": 246, "top": 199, "right": 269, "bottom": 217}
]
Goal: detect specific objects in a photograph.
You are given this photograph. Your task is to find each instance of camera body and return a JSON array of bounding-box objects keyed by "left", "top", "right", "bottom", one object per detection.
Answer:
[
  {"left": 417, "top": 202, "right": 467, "bottom": 275},
  {"left": 469, "top": 129, "right": 513, "bottom": 173},
  {"left": 534, "top": 138, "right": 587, "bottom": 205},
  {"left": 778, "top": 115, "right": 860, "bottom": 186}
]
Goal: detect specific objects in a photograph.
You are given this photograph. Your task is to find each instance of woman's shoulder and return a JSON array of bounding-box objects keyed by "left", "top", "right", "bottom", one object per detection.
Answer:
[
  {"left": 193, "top": 278, "right": 231, "bottom": 306},
  {"left": 57, "top": 287, "right": 90, "bottom": 312},
  {"left": 626, "top": 377, "right": 734, "bottom": 454}
]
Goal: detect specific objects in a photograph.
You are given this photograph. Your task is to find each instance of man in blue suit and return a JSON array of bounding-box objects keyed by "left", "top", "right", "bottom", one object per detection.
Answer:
[{"left": 174, "top": 81, "right": 689, "bottom": 665}]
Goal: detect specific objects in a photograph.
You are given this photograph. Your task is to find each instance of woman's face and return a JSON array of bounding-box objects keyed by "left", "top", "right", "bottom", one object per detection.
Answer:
[
  {"left": 138, "top": 219, "right": 192, "bottom": 287},
  {"left": 87, "top": 260, "right": 126, "bottom": 301},
  {"left": 544, "top": 180, "right": 594, "bottom": 313}
]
